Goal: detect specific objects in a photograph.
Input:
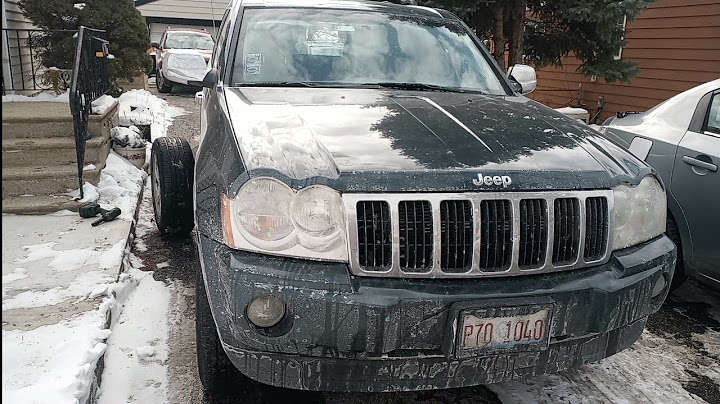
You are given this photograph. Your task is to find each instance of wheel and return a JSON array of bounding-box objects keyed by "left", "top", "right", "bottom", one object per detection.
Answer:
[
  {"left": 196, "top": 267, "right": 254, "bottom": 393},
  {"left": 156, "top": 72, "right": 173, "bottom": 93},
  {"left": 151, "top": 137, "right": 194, "bottom": 237},
  {"left": 666, "top": 214, "right": 687, "bottom": 290}
]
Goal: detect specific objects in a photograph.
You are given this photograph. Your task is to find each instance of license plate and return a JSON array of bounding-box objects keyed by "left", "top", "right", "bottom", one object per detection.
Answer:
[{"left": 458, "top": 307, "right": 550, "bottom": 353}]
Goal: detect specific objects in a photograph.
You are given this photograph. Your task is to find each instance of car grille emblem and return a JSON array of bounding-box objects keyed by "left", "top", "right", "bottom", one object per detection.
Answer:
[{"left": 473, "top": 173, "right": 512, "bottom": 188}]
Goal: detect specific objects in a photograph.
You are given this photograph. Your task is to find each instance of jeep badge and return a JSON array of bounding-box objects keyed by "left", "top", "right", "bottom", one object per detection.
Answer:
[{"left": 472, "top": 173, "right": 512, "bottom": 188}]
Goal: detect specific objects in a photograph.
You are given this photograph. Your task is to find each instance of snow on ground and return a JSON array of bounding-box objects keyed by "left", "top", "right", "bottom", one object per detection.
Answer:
[
  {"left": 1, "top": 88, "right": 166, "bottom": 404},
  {"left": 68, "top": 152, "right": 147, "bottom": 221},
  {"left": 95, "top": 254, "right": 171, "bottom": 404},
  {"left": 2, "top": 309, "right": 110, "bottom": 404},
  {"left": 2, "top": 91, "right": 69, "bottom": 103}
]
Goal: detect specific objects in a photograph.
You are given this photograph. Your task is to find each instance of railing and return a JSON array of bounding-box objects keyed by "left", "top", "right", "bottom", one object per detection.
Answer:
[
  {"left": 70, "top": 26, "right": 111, "bottom": 198},
  {"left": 1, "top": 28, "right": 76, "bottom": 94}
]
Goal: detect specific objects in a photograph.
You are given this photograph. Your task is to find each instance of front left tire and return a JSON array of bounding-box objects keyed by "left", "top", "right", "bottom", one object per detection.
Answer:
[
  {"left": 151, "top": 137, "right": 195, "bottom": 237},
  {"left": 156, "top": 72, "right": 173, "bottom": 93}
]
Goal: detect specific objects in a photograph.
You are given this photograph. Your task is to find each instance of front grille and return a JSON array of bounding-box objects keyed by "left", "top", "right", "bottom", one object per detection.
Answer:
[
  {"left": 398, "top": 201, "right": 433, "bottom": 271},
  {"left": 479, "top": 200, "right": 512, "bottom": 271},
  {"left": 346, "top": 191, "right": 612, "bottom": 278},
  {"left": 552, "top": 198, "right": 581, "bottom": 265},
  {"left": 519, "top": 199, "right": 547, "bottom": 268},
  {"left": 356, "top": 201, "right": 391, "bottom": 271},
  {"left": 440, "top": 200, "right": 473, "bottom": 272},
  {"left": 584, "top": 197, "right": 609, "bottom": 261}
]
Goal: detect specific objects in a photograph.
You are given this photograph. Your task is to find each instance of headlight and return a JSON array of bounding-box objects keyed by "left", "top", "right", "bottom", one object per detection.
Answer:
[
  {"left": 222, "top": 178, "right": 348, "bottom": 261},
  {"left": 612, "top": 176, "right": 666, "bottom": 250}
]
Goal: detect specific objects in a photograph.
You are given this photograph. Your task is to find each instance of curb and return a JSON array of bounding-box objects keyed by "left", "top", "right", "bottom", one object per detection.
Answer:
[{"left": 87, "top": 170, "right": 148, "bottom": 404}]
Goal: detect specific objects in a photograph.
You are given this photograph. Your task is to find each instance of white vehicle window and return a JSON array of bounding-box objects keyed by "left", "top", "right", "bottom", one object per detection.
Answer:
[
  {"left": 166, "top": 32, "right": 214, "bottom": 50},
  {"left": 706, "top": 93, "right": 720, "bottom": 135}
]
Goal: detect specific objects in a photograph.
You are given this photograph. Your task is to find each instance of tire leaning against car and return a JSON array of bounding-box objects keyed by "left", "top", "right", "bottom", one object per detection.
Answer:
[
  {"left": 196, "top": 266, "right": 254, "bottom": 393},
  {"left": 151, "top": 137, "right": 195, "bottom": 237}
]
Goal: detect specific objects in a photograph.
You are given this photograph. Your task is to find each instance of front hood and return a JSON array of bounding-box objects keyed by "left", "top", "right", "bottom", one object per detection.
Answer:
[{"left": 224, "top": 88, "right": 648, "bottom": 192}]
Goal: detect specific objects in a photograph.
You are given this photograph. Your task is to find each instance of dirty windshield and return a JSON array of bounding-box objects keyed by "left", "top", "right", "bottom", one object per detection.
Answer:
[
  {"left": 231, "top": 8, "right": 507, "bottom": 94},
  {"left": 166, "top": 32, "right": 214, "bottom": 50}
]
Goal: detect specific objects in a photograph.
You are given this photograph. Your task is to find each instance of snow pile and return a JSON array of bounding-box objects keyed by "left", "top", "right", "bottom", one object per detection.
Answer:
[
  {"left": 96, "top": 265, "right": 170, "bottom": 404},
  {"left": 117, "top": 89, "right": 184, "bottom": 140},
  {"left": 2, "top": 310, "right": 110, "bottom": 404},
  {"left": 2, "top": 91, "right": 69, "bottom": 103},
  {"left": 91, "top": 95, "right": 117, "bottom": 115},
  {"left": 111, "top": 126, "right": 147, "bottom": 148},
  {"left": 555, "top": 107, "right": 589, "bottom": 115}
]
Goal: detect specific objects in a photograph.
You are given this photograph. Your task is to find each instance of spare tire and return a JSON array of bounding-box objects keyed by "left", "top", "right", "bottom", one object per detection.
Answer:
[{"left": 151, "top": 137, "right": 195, "bottom": 237}]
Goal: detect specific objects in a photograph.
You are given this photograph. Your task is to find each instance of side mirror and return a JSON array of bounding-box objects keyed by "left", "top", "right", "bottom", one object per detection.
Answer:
[
  {"left": 188, "top": 68, "right": 218, "bottom": 88},
  {"left": 507, "top": 64, "right": 537, "bottom": 95},
  {"left": 151, "top": 42, "right": 160, "bottom": 49}
]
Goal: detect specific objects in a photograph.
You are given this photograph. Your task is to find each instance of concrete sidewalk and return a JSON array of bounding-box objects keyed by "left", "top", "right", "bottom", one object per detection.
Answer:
[{"left": 2, "top": 176, "right": 144, "bottom": 404}]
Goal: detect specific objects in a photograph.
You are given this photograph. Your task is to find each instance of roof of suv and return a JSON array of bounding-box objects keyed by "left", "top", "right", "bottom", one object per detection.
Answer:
[{"left": 238, "top": 0, "right": 456, "bottom": 20}]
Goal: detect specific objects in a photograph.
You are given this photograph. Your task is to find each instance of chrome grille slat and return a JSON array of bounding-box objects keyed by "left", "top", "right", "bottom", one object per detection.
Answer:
[{"left": 344, "top": 191, "right": 613, "bottom": 278}]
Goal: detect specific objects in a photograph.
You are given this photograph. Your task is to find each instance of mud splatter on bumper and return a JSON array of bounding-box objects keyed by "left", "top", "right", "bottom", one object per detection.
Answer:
[{"left": 198, "top": 234, "right": 675, "bottom": 392}]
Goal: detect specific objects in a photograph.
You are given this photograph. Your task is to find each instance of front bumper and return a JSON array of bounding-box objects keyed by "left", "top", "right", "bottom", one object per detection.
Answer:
[{"left": 198, "top": 234, "right": 675, "bottom": 392}]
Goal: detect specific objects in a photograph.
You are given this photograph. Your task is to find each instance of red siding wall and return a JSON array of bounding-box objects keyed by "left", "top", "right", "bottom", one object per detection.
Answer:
[{"left": 528, "top": 0, "right": 720, "bottom": 122}]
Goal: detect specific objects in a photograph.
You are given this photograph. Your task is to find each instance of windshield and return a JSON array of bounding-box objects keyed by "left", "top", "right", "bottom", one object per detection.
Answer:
[
  {"left": 165, "top": 32, "right": 214, "bottom": 50},
  {"left": 231, "top": 8, "right": 507, "bottom": 94}
]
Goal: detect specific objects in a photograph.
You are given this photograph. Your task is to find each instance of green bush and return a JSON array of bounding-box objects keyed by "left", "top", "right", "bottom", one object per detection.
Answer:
[{"left": 19, "top": 0, "right": 152, "bottom": 94}]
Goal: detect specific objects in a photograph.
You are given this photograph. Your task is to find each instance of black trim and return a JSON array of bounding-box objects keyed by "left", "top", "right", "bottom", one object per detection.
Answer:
[
  {"left": 689, "top": 90, "right": 714, "bottom": 133},
  {"left": 135, "top": 0, "right": 158, "bottom": 6},
  {"left": 146, "top": 16, "right": 222, "bottom": 28}
]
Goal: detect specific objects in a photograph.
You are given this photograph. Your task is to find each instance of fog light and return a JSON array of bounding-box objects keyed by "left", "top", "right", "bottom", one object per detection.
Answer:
[
  {"left": 247, "top": 295, "right": 286, "bottom": 328},
  {"left": 651, "top": 275, "right": 667, "bottom": 298}
]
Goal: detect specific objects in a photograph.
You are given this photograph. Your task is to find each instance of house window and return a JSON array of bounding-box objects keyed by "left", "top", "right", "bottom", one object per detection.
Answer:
[{"left": 614, "top": 15, "right": 628, "bottom": 60}]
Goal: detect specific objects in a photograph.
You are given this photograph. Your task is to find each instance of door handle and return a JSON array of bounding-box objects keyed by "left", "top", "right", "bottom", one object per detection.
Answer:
[{"left": 682, "top": 156, "right": 718, "bottom": 172}]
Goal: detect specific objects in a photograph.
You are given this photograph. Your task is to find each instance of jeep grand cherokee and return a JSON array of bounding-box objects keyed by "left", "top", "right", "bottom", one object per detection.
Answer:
[{"left": 150, "top": 0, "right": 677, "bottom": 393}]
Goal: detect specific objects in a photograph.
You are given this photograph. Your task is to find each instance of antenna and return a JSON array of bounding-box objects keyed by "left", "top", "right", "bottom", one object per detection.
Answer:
[{"left": 209, "top": 0, "right": 218, "bottom": 33}]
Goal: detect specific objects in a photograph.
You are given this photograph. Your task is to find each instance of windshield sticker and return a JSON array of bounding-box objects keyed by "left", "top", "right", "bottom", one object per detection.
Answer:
[
  {"left": 245, "top": 64, "right": 261, "bottom": 75},
  {"left": 244, "top": 53, "right": 261, "bottom": 75},
  {"left": 245, "top": 53, "right": 261, "bottom": 64}
]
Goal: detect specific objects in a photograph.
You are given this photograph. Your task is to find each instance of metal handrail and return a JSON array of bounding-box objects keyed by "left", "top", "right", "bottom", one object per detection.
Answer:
[{"left": 69, "top": 26, "right": 110, "bottom": 198}]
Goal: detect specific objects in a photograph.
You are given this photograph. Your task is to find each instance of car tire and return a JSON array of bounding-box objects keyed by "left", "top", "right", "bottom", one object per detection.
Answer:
[
  {"left": 666, "top": 214, "right": 687, "bottom": 290},
  {"left": 196, "top": 267, "right": 254, "bottom": 394},
  {"left": 151, "top": 137, "right": 195, "bottom": 237},
  {"left": 156, "top": 72, "right": 173, "bottom": 93}
]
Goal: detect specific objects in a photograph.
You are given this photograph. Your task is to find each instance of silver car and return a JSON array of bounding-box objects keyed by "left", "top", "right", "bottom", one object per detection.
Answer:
[{"left": 600, "top": 79, "right": 720, "bottom": 289}]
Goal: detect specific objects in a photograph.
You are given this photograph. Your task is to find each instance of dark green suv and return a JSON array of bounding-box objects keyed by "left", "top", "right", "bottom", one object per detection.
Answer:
[{"left": 150, "top": 0, "right": 676, "bottom": 394}]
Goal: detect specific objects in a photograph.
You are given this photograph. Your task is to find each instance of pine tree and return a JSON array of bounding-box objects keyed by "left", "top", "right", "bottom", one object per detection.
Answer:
[
  {"left": 19, "top": 0, "right": 151, "bottom": 93},
  {"left": 418, "top": 0, "right": 656, "bottom": 83}
]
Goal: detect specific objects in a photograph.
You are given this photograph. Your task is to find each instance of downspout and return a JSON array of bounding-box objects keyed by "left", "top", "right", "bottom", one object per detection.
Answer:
[{"left": 1, "top": 0, "right": 14, "bottom": 94}]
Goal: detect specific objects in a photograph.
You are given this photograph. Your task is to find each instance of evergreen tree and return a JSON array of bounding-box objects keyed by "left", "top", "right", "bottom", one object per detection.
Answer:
[
  {"left": 19, "top": 0, "right": 152, "bottom": 93},
  {"left": 418, "top": 0, "right": 656, "bottom": 83}
]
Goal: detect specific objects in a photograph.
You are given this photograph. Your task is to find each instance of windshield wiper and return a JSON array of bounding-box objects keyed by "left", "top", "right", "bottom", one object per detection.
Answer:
[
  {"left": 236, "top": 81, "right": 318, "bottom": 87},
  {"left": 369, "top": 82, "right": 486, "bottom": 94}
]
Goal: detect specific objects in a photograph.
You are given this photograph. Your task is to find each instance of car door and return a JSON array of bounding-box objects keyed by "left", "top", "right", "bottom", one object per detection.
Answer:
[{"left": 670, "top": 89, "right": 720, "bottom": 282}]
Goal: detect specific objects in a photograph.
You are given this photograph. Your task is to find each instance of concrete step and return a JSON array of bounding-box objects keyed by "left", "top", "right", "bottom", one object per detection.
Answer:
[
  {"left": 1, "top": 100, "right": 118, "bottom": 139},
  {"left": 2, "top": 163, "right": 103, "bottom": 198},
  {"left": 1, "top": 194, "right": 84, "bottom": 214},
  {"left": 1, "top": 136, "right": 111, "bottom": 168}
]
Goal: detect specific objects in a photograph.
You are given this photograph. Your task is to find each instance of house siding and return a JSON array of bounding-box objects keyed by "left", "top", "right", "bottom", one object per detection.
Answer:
[
  {"left": 137, "top": 0, "right": 230, "bottom": 46},
  {"left": 2, "top": 0, "right": 38, "bottom": 93},
  {"left": 528, "top": 0, "right": 720, "bottom": 122}
]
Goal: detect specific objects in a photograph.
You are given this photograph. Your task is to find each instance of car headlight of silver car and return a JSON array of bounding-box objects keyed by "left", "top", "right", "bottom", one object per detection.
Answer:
[
  {"left": 221, "top": 177, "right": 348, "bottom": 261},
  {"left": 612, "top": 176, "right": 667, "bottom": 250}
]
